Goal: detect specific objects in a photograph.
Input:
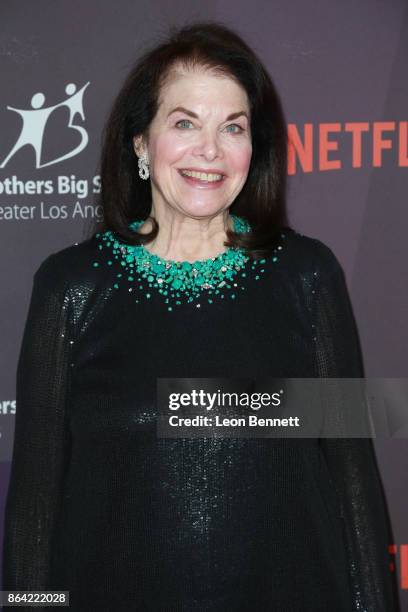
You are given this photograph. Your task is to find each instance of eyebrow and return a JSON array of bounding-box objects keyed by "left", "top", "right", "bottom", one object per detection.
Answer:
[{"left": 167, "top": 106, "right": 248, "bottom": 121}]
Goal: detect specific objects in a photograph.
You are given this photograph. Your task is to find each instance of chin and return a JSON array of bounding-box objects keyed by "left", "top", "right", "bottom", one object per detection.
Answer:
[{"left": 178, "top": 203, "right": 226, "bottom": 217}]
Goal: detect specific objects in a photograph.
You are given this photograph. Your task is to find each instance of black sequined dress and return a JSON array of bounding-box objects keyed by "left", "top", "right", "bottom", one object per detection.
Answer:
[{"left": 2, "top": 225, "right": 399, "bottom": 611}]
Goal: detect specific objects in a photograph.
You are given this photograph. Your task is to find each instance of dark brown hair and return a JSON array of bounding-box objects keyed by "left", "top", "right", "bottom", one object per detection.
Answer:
[{"left": 91, "top": 20, "right": 290, "bottom": 258}]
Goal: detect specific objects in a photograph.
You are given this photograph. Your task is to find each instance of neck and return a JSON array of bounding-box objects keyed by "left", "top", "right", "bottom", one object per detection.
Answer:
[{"left": 138, "top": 208, "right": 233, "bottom": 263}]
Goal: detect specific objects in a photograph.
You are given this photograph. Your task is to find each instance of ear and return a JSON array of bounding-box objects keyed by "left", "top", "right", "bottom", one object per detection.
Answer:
[{"left": 132, "top": 135, "right": 145, "bottom": 158}]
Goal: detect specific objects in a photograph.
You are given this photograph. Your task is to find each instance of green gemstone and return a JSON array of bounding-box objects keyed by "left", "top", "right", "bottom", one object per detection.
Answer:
[
  {"left": 152, "top": 262, "right": 165, "bottom": 273},
  {"left": 171, "top": 278, "right": 183, "bottom": 289}
]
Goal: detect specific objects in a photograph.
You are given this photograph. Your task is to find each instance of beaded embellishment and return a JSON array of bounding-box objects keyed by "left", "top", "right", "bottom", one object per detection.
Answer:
[{"left": 93, "top": 214, "right": 286, "bottom": 311}]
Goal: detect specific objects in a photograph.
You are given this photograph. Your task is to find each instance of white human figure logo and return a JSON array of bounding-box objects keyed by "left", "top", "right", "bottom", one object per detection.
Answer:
[{"left": 0, "top": 82, "right": 90, "bottom": 168}]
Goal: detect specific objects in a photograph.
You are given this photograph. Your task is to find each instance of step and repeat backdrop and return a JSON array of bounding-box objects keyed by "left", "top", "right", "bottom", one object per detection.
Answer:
[{"left": 1, "top": 0, "right": 407, "bottom": 607}]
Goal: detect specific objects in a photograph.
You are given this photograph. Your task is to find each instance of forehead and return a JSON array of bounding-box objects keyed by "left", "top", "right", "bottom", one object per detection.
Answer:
[{"left": 157, "top": 67, "right": 250, "bottom": 113}]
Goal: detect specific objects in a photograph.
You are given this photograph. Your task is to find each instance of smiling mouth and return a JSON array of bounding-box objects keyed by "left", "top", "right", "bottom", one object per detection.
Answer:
[{"left": 178, "top": 169, "right": 225, "bottom": 183}]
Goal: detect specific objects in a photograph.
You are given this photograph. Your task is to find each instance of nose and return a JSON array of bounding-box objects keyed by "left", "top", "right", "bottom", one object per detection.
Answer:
[{"left": 192, "top": 127, "right": 223, "bottom": 161}]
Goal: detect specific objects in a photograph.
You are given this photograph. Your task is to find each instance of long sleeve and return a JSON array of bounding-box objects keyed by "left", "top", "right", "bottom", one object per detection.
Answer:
[
  {"left": 313, "top": 243, "right": 400, "bottom": 611},
  {"left": 2, "top": 255, "right": 73, "bottom": 602}
]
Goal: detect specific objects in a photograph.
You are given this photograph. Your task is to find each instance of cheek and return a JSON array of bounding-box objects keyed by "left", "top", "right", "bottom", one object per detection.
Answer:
[
  {"left": 151, "top": 133, "right": 187, "bottom": 167},
  {"left": 229, "top": 144, "right": 252, "bottom": 176}
]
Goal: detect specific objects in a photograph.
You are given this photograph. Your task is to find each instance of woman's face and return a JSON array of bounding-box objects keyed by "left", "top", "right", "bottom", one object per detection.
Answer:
[{"left": 134, "top": 68, "right": 252, "bottom": 218}]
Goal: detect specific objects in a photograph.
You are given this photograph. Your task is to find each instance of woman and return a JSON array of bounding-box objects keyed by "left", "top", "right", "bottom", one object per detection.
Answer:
[{"left": 3, "top": 21, "right": 400, "bottom": 611}]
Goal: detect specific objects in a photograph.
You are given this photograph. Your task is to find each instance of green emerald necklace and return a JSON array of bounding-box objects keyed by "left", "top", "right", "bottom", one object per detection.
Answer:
[{"left": 93, "top": 214, "right": 286, "bottom": 311}]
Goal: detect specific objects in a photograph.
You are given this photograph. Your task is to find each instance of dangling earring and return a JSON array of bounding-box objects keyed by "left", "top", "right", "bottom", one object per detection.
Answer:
[{"left": 138, "top": 152, "right": 150, "bottom": 180}]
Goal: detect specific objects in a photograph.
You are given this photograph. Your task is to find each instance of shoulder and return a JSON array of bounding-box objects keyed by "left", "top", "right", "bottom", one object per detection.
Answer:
[
  {"left": 282, "top": 227, "right": 344, "bottom": 280},
  {"left": 32, "top": 234, "right": 102, "bottom": 297}
]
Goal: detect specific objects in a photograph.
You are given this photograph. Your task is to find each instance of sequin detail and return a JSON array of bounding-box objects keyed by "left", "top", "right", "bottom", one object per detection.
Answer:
[{"left": 93, "top": 215, "right": 287, "bottom": 311}]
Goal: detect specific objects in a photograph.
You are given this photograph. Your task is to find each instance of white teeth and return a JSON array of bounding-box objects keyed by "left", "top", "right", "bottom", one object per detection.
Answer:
[{"left": 180, "top": 170, "right": 223, "bottom": 182}]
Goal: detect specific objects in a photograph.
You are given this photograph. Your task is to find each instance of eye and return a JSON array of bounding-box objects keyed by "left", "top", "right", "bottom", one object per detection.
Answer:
[
  {"left": 225, "top": 123, "right": 244, "bottom": 134},
  {"left": 175, "top": 119, "right": 194, "bottom": 129}
]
